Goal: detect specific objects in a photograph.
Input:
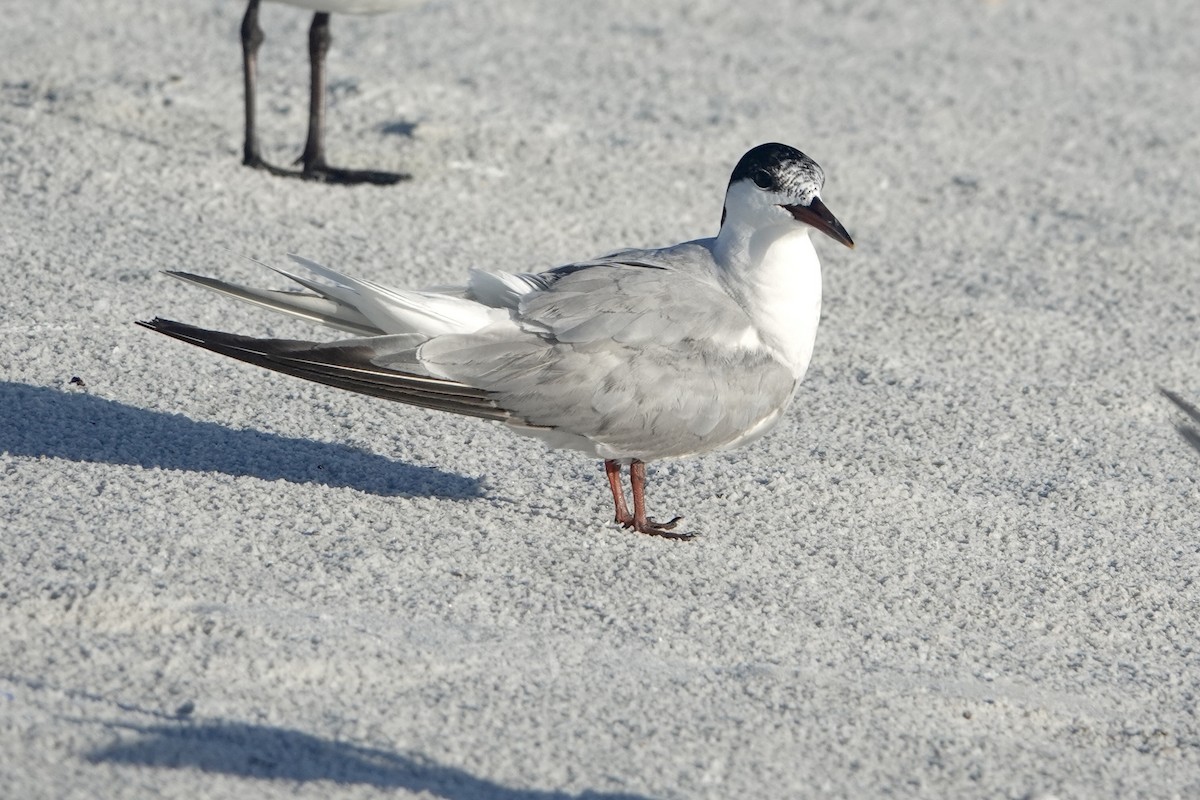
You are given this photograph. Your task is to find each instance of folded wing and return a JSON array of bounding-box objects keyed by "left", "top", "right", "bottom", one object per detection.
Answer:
[
  {"left": 135, "top": 318, "right": 509, "bottom": 422},
  {"left": 142, "top": 246, "right": 800, "bottom": 459}
]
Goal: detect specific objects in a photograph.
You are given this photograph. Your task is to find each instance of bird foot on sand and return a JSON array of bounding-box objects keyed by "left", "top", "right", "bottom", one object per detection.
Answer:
[
  {"left": 619, "top": 515, "right": 695, "bottom": 540},
  {"left": 243, "top": 155, "right": 409, "bottom": 186},
  {"left": 300, "top": 163, "right": 410, "bottom": 186}
]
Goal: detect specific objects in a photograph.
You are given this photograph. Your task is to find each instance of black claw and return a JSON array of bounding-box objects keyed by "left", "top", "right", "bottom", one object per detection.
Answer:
[
  {"left": 618, "top": 516, "right": 695, "bottom": 540},
  {"left": 645, "top": 525, "right": 697, "bottom": 541},
  {"left": 243, "top": 157, "right": 409, "bottom": 185},
  {"left": 243, "top": 154, "right": 298, "bottom": 178},
  {"left": 304, "top": 165, "right": 411, "bottom": 186}
]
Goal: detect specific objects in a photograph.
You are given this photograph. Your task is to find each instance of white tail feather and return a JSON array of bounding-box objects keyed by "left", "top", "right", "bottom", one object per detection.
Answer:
[
  {"left": 467, "top": 268, "right": 546, "bottom": 310},
  {"left": 165, "top": 271, "right": 383, "bottom": 336},
  {"left": 282, "top": 254, "right": 510, "bottom": 336}
]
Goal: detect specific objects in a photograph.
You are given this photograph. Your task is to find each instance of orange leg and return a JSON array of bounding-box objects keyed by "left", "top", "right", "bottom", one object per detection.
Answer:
[
  {"left": 604, "top": 459, "right": 632, "bottom": 526},
  {"left": 602, "top": 459, "right": 692, "bottom": 539}
]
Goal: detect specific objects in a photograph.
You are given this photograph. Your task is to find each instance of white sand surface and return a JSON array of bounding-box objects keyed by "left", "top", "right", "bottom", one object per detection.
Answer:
[{"left": 2, "top": 0, "right": 1199, "bottom": 797}]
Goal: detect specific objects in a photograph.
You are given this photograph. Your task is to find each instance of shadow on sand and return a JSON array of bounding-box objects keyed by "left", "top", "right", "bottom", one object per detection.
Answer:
[
  {"left": 1160, "top": 387, "right": 1200, "bottom": 458},
  {"left": 0, "top": 382, "right": 482, "bottom": 499},
  {"left": 87, "top": 718, "right": 654, "bottom": 800}
]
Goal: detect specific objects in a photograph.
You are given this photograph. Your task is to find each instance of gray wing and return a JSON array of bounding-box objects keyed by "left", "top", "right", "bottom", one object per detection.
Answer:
[
  {"left": 140, "top": 247, "right": 800, "bottom": 460},
  {"left": 136, "top": 318, "right": 509, "bottom": 422},
  {"left": 515, "top": 241, "right": 749, "bottom": 346},
  {"left": 419, "top": 254, "right": 799, "bottom": 459}
]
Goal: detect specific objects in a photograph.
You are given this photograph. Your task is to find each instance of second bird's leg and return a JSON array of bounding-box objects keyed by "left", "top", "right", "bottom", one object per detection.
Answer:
[
  {"left": 241, "top": 0, "right": 312, "bottom": 178},
  {"left": 298, "top": 13, "right": 408, "bottom": 185},
  {"left": 298, "top": 13, "right": 331, "bottom": 175},
  {"left": 241, "top": 0, "right": 273, "bottom": 171}
]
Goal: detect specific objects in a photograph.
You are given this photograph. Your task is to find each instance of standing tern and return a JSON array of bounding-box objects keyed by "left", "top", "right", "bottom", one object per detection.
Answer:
[
  {"left": 240, "top": 0, "right": 419, "bottom": 185},
  {"left": 138, "top": 143, "right": 854, "bottom": 538}
]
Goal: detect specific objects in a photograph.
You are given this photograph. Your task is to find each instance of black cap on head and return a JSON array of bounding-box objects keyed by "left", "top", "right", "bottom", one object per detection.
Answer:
[
  {"left": 722, "top": 143, "right": 853, "bottom": 247},
  {"left": 728, "top": 143, "right": 825, "bottom": 200}
]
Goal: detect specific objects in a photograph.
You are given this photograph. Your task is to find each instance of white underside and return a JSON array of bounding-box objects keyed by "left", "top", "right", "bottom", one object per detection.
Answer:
[{"left": 508, "top": 400, "right": 796, "bottom": 462}]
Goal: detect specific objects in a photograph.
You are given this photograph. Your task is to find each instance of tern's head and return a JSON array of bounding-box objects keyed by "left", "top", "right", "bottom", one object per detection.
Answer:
[{"left": 720, "top": 143, "right": 854, "bottom": 248}]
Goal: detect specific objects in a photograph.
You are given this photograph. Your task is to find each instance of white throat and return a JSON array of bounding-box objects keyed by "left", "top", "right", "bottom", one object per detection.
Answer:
[{"left": 712, "top": 201, "right": 824, "bottom": 379}]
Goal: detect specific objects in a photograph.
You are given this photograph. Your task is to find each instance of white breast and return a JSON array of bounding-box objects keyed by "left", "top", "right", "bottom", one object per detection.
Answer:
[{"left": 714, "top": 224, "right": 823, "bottom": 379}]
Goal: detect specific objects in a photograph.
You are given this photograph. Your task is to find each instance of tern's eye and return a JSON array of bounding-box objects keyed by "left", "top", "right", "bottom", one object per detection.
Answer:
[{"left": 752, "top": 170, "right": 774, "bottom": 190}]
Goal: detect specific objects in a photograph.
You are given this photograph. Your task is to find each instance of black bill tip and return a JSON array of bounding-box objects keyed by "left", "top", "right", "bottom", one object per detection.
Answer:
[{"left": 783, "top": 197, "right": 854, "bottom": 249}]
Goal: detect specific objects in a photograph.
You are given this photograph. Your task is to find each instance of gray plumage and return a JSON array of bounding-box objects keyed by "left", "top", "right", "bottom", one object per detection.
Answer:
[{"left": 139, "top": 143, "right": 854, "bottom": 537}]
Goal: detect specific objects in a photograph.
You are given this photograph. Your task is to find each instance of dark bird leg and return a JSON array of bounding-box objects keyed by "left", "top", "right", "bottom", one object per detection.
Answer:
[
  {"left": 297, "top": 12, "right": 409, "bottom": 185},
  {"left": 604, "top": 459, "right": 692, "bottom": 539},
  {"left": 241, "top": 0, "right": 277, "bottom": 172},
  {"left": 241, "top": 0, "right": 306, "bottom": 178},
  {"left": 240, "top": 3, "right": 406, "bottom": 184}
]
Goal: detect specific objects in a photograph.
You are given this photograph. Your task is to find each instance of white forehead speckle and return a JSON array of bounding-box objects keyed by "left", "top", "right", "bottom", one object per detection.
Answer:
[{"left": 728, "top": 143, "right": 826, "bottom": 204}]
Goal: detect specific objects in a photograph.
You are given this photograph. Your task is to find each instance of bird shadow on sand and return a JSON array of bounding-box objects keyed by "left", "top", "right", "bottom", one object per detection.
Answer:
[
  {"left": 1160, "top": 387, "right": 1200, "bottom": 458},
  {"left": 380, "top": 118, "right": 420, "bottom": 138},
  {"left": 0, "top": 382, "right": 482, "bottom": 499},
  {"left": 86, "top": 718, "right": 654, "bottom": 800}
]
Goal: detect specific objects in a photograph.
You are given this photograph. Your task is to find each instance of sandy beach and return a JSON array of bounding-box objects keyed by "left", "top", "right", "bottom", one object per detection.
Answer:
[{"left": 2, "top": 0, "right": 1198, "bottom": 797}]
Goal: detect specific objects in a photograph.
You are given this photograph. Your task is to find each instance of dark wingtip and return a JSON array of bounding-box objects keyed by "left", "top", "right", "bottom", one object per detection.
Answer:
[
  {"left": 1161, "top": 386, "right": 1200, "bottom": 425},
  {"left": 135, "top": 317, "right": 173, "bottom": 331},
  {"left": 134, "top": 318, "right": 208, "bottom": 344}
]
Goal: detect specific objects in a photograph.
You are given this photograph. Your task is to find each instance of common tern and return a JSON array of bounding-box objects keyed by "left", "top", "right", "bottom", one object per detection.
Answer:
[
  {"left": 240, "top": 0, "right": 420, "bottom": 185},
  {"left": 139, "top": 143, "right": 854, "bottom": 538}
]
